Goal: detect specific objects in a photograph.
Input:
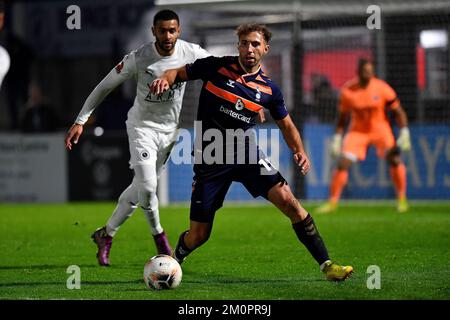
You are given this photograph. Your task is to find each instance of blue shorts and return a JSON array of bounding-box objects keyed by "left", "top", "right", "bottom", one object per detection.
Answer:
[{"left": 189, "top": 160, "right": 287, "bottom": 223}]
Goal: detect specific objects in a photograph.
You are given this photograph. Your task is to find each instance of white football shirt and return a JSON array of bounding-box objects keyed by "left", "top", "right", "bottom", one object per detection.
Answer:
[
  {"left": 75, "top": 39, "right": 210, "bottom": 132},
  {"left": 0, "top": 45, "right": 10, "bottom": 89}
]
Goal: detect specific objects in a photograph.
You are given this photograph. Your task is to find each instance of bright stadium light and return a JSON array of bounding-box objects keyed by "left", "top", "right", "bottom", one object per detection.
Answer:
[
  {"left": 420, "top": 30, "right": 448, "bottom": 49},
  {"left": 94, "top": 127, "right": 104, "bottom": 137}
]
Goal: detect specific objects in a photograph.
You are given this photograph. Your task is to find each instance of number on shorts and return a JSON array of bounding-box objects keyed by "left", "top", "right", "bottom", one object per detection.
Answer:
[{"left": 258, "top": 158, "right": 273, "bottom": 171}]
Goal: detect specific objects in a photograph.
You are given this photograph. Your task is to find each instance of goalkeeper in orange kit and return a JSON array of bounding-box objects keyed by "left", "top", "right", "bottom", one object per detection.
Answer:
[{"left": 316, "top": 59, "right": 411, "bottom": 213}]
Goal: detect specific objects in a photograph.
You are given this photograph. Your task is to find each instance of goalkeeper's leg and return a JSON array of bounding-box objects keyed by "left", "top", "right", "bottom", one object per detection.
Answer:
[
  {"left": 387, "top": 148, "right": 408, "bottom": 212},
  {"left": 316, "top": 157, "right": 352, "bottom": 214}
]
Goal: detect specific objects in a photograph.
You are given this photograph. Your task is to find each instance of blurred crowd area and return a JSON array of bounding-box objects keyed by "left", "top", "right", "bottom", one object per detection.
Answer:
[{"left": 0, "top": 0, "right": 450, "bottom": 134}]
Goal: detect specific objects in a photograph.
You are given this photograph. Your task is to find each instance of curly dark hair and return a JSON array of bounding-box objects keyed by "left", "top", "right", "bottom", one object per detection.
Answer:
[
  {"left": 153, "top": 9, "right": 179, "bottom": 26},
  {"left": 236, "top": 23, "right": 272, "bottom": 43}
]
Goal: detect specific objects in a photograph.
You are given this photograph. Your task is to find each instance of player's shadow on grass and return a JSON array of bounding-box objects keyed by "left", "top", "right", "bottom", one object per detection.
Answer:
[
  {"left": 0, "top": 263, "right": 143, "bottom": 270},
  {"left": 0, "top": 264, "right": 97, "bottom": 270},
  {"left": 182, "top": 271, "right": 324, "bottom": 284},
  {"left": 0, "top": 279, "right": 143, "bottom": 288}
]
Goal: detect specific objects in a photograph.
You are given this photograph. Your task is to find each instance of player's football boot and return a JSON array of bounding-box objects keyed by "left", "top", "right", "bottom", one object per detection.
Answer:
[
  {"left": 315, "top": 201, "right": 337, "bottom": 214},
  {"left": 397, "top": 198, "right": 409, "bottom": 213},
  {"left": 322, "top": 261, "right": 353, "bottom": 281},
  {"left": 91, "top": 227, "right": 112, "bottom": 266},
  {"left": 153, "top": 231, "right": 172, "bottom": 256}
]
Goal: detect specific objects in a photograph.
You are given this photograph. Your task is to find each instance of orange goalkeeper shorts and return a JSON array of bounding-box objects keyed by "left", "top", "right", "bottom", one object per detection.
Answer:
[{"left": 342, "top": 129, "right": 395, "bottom": 161}]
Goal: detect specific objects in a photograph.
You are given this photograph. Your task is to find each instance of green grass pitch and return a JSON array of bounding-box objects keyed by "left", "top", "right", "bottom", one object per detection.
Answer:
[{"left": 0, "top": 202, "right": 449, "bottom": 300}]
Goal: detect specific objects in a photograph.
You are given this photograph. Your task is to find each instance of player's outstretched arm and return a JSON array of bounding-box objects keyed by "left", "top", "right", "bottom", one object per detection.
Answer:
[
  {"left": 65, "top": 124, "right": 83, "bottom": 151},
  {"left": 64, "top": 56, "right": 135, "bottom": 151},
  {"left": 150, "top": 67, "right": 189, "bottom": 95},
  {"left": 275, "top": 115, "right": 310, "bottom": 175}
]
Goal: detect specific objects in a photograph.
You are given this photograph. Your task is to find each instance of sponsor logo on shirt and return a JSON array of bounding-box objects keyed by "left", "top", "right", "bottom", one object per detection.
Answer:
[
  {"left": 219, "top": 105, "right": 251, "bottom": 123},
  {"left": 145, "top": 82, "right": 184, "bottom": 102}
]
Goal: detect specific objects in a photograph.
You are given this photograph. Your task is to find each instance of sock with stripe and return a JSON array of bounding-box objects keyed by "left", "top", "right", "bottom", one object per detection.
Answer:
[{"left": 292, "top": 214, "right": 331, "bottom": 266}]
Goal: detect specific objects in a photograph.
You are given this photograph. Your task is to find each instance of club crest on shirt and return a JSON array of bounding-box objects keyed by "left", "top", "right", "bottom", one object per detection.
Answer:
[
  {"left": 255, "top": 87, "right": 261, "bottom": 102},
  {"left": 140, "top": 150, "right": 150, "bottom": 160},
  {"left": 373, "top": 95, "right": 379, "bottom": 101},
  {"left": 115, "top": 61, "right": 124, "bottom": 74},
  {"left": 235, "top": 99, "right": 245, "bottom": 111}
]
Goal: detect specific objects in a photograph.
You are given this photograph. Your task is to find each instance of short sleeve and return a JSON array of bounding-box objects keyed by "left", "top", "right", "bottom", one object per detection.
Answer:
[
  {"left": 268, "top": 84, "right": 288, "bottom": 120},
  {"left": 382, "top": 81, "right": 400, "bottom": 110},
  {"left": 186, "top": 56, "right": 222, "bottom": 81}
]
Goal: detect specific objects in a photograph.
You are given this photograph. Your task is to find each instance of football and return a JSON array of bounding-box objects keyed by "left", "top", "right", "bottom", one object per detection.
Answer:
[{"left": 143, "top": 254, "right": 182, "bottom": 290}]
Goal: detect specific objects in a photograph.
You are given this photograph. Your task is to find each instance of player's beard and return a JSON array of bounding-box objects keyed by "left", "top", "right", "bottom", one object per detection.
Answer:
[
  {"left": 240, "top": 56, "right": 260, "bottom": 73},
  {"left": 156, "top": 39, "right": 177, "bottom": 54}
]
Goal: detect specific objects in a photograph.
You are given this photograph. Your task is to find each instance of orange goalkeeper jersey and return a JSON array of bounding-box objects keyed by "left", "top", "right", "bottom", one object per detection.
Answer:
[{"left": 338, "top": 77, "right": 400, "bottom": 133}]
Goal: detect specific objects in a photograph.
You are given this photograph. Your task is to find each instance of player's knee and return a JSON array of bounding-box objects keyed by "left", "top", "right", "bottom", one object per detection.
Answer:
[
  {"left": 118, "top": 192, "right": 134, "bottom": 206},
  {"left": 280, "top": 193, "right": 302, "bottom": 218},
  {"left": 387, "top": 154, "right": 401, "bottom": 166},
  {"left": 337, "top": 158, "right": 352, "bottom": 170},
  {"left": 137, "top": 179, "right": 157, "bottom": 204}
]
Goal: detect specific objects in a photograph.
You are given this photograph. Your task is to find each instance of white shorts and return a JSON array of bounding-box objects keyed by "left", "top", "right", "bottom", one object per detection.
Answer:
[{"left": 126, "top": 124, "right": 179, "bottom": 171}]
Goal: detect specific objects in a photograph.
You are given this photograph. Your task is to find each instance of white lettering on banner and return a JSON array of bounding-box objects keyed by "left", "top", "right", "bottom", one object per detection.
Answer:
[
  {"left": 445, "top": 139, "right": 450, "bottom": 187},
  {"left": 403, "top": 143, "right": 422, "bottom": 187},
  {"left": 304, "top": 140, "right": 318, "bottom": 186},
  {"left": 81, "top": 141, "right": 122, "bottom": 165},
  {"left": 377, "top": 159, "right": 390, "bottom": 187},
  {"left": 419, "top": 136, "right": 445, "bottom": 187},
  {"left": 352, "top": 162, "right": 375, "bottom": 187},
  {"left": 322, "top": 137, "right": 333, "bottom": 185},
  {"left": 0, "top": 134, "right": 68, "bottom": 203},
  {"left": 304, "top": 135, "right": 450, "bottom": 192}
]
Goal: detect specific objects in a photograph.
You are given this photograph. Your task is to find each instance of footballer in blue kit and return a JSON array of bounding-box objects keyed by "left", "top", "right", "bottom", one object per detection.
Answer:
[
  {"left": 186, "top": 54, "right": 289, "bottom": 223},
  {"left": 151, "top": 23, "right": 353, "bottom": 281}
]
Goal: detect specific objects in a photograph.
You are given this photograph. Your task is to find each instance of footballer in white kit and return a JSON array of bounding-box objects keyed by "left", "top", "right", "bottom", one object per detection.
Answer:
[
  {"left": 0, "top": 1, "right": 9, "bottom": 89},
  {"left": 65, "top": 10, "right": 210, "bottom": 266}
]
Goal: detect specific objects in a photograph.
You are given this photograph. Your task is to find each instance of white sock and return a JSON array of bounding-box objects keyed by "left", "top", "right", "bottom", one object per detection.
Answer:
[
  {"left": 106, "top": 182, "right": 138, "bottom": 237},
  {"left": 142, "top": 192, "right": 163, "bottom": 236},
  {"left": 134, "top": 164, "right": 164, "bottom": 236}
]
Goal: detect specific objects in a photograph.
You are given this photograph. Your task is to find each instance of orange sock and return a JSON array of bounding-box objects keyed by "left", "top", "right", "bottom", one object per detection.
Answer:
[
  {"left": 390, "top": 163, "right": 407, "bottom": 199},
  {"left": 330, "top": 169, "right": 349, "bottom": 204}
]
